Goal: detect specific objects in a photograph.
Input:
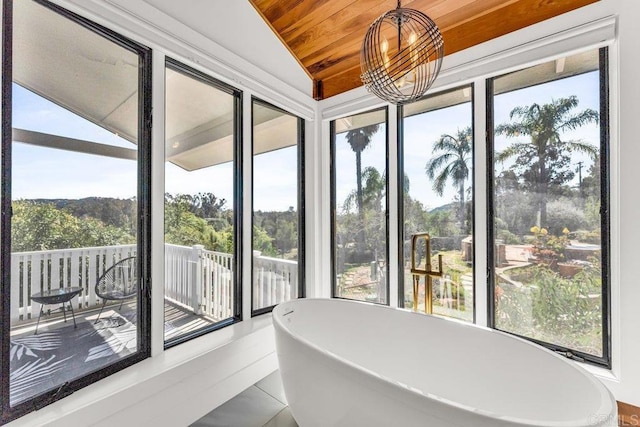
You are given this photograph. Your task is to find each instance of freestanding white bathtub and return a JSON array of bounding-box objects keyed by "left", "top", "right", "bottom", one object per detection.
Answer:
[{"left": 272, "top": 298, "right": 617, "bottom": 427}]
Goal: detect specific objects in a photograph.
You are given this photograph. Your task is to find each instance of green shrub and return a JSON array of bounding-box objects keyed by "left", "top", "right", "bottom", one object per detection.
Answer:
[{"left": 496, "top": 264, "right": 602, "bottom": 356}]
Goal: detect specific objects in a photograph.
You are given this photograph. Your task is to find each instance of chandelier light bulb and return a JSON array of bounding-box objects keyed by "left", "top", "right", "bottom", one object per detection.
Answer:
[{"left": 380, "top": 37, "right": 389, "bottom": 53}]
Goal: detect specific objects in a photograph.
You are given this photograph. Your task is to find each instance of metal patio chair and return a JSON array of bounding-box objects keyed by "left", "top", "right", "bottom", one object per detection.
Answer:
[{"left": 94, "top": 256, "right": 137, "bottom": 324}]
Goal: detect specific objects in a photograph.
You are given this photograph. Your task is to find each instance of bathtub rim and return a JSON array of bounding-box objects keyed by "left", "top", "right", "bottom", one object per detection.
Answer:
[{"left": 272, "top": 298, "right": 617, "bottom": 427}]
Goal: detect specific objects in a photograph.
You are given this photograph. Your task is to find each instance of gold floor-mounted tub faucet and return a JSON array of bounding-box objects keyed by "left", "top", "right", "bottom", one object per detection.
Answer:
[{"left": 410, "top": 232, "right": 443, "bottom": 314}]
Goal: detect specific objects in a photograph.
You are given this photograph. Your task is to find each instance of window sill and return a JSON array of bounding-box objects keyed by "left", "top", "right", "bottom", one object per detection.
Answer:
[{"left": 578, "top": 360, "right": 619, "bottom": 384}]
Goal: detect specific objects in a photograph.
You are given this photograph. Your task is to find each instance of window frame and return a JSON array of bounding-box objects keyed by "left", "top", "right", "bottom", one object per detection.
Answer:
[
  {"left": 250, "top": 97, "right": 305, "bottom": 317},
  {"left": 397, "top": 85, "right": 477, "bottom": 321},
  {"left": 1, "top": 0, "right": 153, "bottom": 422},
  {"left": 486, "top": 47, "right": 611, "bottom": 368},
  {"left": 330, "top": 106, "right": 390, "bottom": 305},
  {"left": 163, "top": 58, "right": 244, "bottom": 348}
]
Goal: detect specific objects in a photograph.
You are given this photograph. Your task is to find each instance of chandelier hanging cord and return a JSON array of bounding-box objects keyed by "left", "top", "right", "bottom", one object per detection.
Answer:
[{"left": 396, "top": 1, "right": 402, "bottom": 53}]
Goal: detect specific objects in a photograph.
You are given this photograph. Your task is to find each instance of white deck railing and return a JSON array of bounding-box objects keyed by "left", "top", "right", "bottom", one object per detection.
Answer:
[
  {"left": 11, "top": 244, "right": 299, "bottom": 324},
  {"left": 253, "top": 253, "right": 299, "bottom": 309},
  {"left": 164, "top": 244, "right": 234, "bottom": 320},
  {"left": 10, "top": 244, "right": 136, "bottom": 321}
]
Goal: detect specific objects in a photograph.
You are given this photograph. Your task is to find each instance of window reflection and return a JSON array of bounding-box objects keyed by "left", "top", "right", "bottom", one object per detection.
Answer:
[
  {"left": 252, "top": 100, "right": 303, "bottom": 312},
  {"left": 9, "top": 0, "right": 145, "bottom": 406},
  {"left": 401, "top": 87, "right": 474, "bottom": 321},
  {"left": 491, "top": 49, "right": 606, "bottom": 358},
  {"left": 332, "top": 109, "right": 388, "bottom": 304},
  {"left": 164, "top": 62, "right": 238, "bottom": 343}
]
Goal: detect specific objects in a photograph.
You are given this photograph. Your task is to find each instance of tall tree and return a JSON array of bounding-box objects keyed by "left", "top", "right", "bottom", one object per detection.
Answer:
[
  {"left": 345, "top": 124, "right": 380, "bottom": 243},
  {"left": 496, "top": 96, "right": 598, "bottom": 226},
  {"left": 11, "top": 201, "right": 134, "bottom": 252},
  {"left": 425, "top": 126, "right": 472, "bottom": 230},
  {"left": 343, "top": 167, "right": 385, "bottom": 213},
  {"left": 342, "top": 167, "right": 385, "bottom": 254}
]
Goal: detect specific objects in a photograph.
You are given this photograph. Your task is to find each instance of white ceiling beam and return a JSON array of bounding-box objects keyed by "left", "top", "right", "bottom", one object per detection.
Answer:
[{"left": 12, "top": 128, "right": 137, "bottom": 160}]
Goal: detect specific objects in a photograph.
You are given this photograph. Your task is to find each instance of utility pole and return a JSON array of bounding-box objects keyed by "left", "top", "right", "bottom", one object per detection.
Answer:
[{"left": 576, "top": 161, "right": 584, "bottom": 198}]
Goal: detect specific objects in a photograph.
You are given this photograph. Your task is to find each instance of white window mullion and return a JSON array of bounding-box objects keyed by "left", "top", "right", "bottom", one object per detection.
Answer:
[
  {"left": 151, "top": 50, "right": 167, "bottom": 356},
  {"left": 304, "top": 107, "right": 322, "bottom": 298},
  {"left": 387, "top": 105, "right": 399, "bottom": 308},
  {"left": 320, "top": 119, "right": 332, "bottom": 298},
  {"left": 473, "top": 79, "right": 488, "bottom": 327},
  {"left": 242, "top": 93, "right": 253, "bottom": 320}
]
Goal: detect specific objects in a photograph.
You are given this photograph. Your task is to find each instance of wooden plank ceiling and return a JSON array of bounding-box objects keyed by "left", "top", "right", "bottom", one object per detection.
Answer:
[{"left": 249, "top": 0, "right": 598, "bottom": 100}]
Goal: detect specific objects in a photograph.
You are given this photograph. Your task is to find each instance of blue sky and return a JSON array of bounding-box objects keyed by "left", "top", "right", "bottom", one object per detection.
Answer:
[
  {"left": 403, "top": 102, "right": 472, "bottom": 209},
  {"left": 12, "top": 83, "right": 298, "bottom": 211},
  {"left": 493, "top": 71, "right": 600, "bottom": 180},
  {"left": 335, "top": 125, "right": 388, "bottom": 209},
  {"left": 334, "top": 104, "right": 471, "bottom": 211},
  {"left": 12, "top": 84, "right": 138, "bottom": 200},
  {"left": 335, "top": 70, "right": 600, "bottom": 211},
  {"left": 12, "top": 69, "right": 599, "bottom": 212}
]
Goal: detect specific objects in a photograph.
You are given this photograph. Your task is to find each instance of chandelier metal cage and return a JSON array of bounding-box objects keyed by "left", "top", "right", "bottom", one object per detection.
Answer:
[{"left": 360, "top": 1, "right": 444, "bottom": 105}]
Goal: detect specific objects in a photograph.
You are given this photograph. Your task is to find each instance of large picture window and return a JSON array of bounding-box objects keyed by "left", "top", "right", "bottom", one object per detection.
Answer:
[
  {"left": 251, "top": 99, "right": 304, "bottom": 315},
  {"left": 331, "top": 108, "right": 388, "bottom": 304},
  {"left": 488, "top": 48, "right": 610, "bottom": 366},
  {"left": 2, "top": 0, "right": 151, "bottom": 421},
  {"left": 164, "top": 59, "right": 242, "bottom": 346},
  {"left": 400, "top": 86, "right": 474, "bottom": 321}
]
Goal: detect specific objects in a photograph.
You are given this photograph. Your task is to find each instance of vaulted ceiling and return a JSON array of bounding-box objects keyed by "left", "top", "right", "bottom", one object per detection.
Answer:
[{"left": 249, "top": 0, "right": 599, "bottom": 100}]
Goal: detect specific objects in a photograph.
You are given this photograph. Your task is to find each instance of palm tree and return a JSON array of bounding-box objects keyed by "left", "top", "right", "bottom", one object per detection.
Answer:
[
  {"left": 425, "top": 126, "right": 472, "bottom": 230},
  {"left": 496, "top": 96, "right": 598, "bottom": 227},
  {"left": 343, "top": 166, "right": 385, "bottom": 214},
  {"left": 346, "top": 124, "right": 380, "bottom": 242}
]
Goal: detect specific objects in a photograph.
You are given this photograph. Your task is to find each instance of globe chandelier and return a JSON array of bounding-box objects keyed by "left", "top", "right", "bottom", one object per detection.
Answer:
[{"left": 360, "top": 0, "right": 444, "bottom": 105}]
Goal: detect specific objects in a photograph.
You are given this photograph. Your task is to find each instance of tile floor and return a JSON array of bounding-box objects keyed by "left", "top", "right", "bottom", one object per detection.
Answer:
[
  {"left": 191, "top": 371, "right": 298, "bottom": 427},
  {"left": 193, "top": 372, "right": 632, "bottom": 427},
  {"left": 192, "top": 398, "right": 634, "bottom": 427}
]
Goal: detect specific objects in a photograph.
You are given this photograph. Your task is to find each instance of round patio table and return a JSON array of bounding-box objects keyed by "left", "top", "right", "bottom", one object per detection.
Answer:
[{"left": 31, "top": 286, "right": 83, "bottom": 334}]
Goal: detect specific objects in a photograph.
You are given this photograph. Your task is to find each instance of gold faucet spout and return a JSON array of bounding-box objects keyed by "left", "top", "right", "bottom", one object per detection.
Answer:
[{"left": 410, "top": 232, "right": 443, "bottom": 314}]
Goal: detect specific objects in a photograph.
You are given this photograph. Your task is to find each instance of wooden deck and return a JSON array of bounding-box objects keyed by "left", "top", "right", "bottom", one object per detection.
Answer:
[
  {"left": 10, "top": 299, "right": 219, "bottom": 342},
  {"left": 8, "top": 299, "right": 220, "bottom": 405}
]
